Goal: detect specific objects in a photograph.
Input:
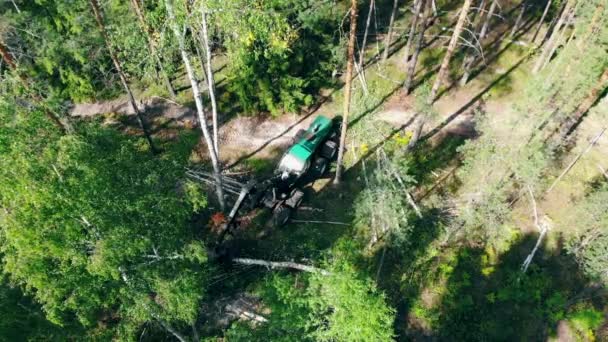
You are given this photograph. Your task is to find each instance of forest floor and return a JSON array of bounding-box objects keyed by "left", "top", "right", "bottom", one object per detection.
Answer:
[{"left": 68, "top": 8, "right": 608, "bottom": 339}]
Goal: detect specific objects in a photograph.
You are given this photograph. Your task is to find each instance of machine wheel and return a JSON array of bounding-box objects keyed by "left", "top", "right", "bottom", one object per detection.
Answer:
[
  {"left": 285, "top": 188, "right": 304, "bottom": 208},
  {"left": 313, "top": 157, "right": 328, "bottom": 176},
  {"left": 320, "top": 140, "right": 337, "bottom": 159},
  {"left": 272, "top": 204, "right": 292, "bottom": 227}
]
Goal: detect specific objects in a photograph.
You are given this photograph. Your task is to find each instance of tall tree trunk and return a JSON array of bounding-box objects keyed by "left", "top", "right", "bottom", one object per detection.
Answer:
[
  {"left": 402, "top": 0, "right": 424, "bottom": 66},
  {"left": 429, "top": 0, "right": 473, "bottom": 102},
  {"left": 404, "top": 0, "right": 430, "bottom": 94},
  {"left": 540, "top": 4, "right": 576, "bottom": 70},
  {"left": 510, "top": 1, "right": 526, "bottom": 38},
  {"left": 200, "top": 9, "right": 220, "bottom": 155},
  {"left": 533, "top": 0, "right": 575, "bottom": 73},
  {"left": 382, "top": 0, "right": 399, "bottom": 62},
  {"left": 459, "top": 0, "right": 489, "bottom": 86},
  {"left": 334, "top": 0, "right": 358, "bottom": 184},
  {"left": 0, "top": 41, "right": 69, "bottom": 133},
  {"left": 358, "top": 0, "right": 375, "bottom": 68},
  {"left": 531, "top": 0, "right": 552, "bottom": 43},
  {"left": 129, "top": 0, "right": 176, "bottom": 99},
  {"left": 165, "top": 0, "right": 225, "bottom": 210},
  {"left": 90, "top": 0, "right": 157, "bottom": 153},
  {"left": 477, "top": 0, "right": 498, "bottom": 42}
]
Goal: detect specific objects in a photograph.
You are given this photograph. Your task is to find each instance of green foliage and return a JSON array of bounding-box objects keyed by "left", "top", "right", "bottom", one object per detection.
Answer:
[
  {"left": 0, "top": 97, "right": 208, "bottom": 336},
  {"left": 562, "top": 185, "right": 608, "bottom": 285},
  {"left": 226, "top": 262, "right": 394, "bottom": 341},
  {"left": 209, "top": 0, "right": 343, "bottom": 115}
]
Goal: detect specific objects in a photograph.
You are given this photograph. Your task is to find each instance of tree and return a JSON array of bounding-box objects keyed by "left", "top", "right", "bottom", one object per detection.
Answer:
[
  {"left": 402, "top": 0, "right": 425, "bottom": 68},
  {"left": 165, "top": 0, "right": 225, "bottom": 210},
  {"left": 382, "top": 0, "right": 400, "bottom": 62},
  {"left": 563, "top": 185, "right": 608, "bottom": 285},
  {"left": 199, "top": 7, "right": 220, "bottom": 155},
  {"left": 533, "top": 0, "right": 576, "bottom": 73},
  {"left": 334, "top": 0, "right": 358, "bottom": 184},
  {"left": 404, "top": 0, "right": 430, "bottom": 94},
  {"left": 531, "top": 0, "right": 553, "bottom": 43},
  {"left": 429, "top": 0, "right": 473, "bottom": 102},
  {"left": 0, "top": 40, "right": 70, "bottom": 133},
  {"left": 460, "top": 0, "right": 495, "bottom": 86},
  {"left": 129, "top": 0, "right": 177, "bottom": 99},
  {"left": 89, "top": 0, "right": 157, "bottom": 153},
  {"left": 0, "top": 89, "right": 209, "bottom": 338},
  {"left": 225, "top": 263, "right": 395, "bottom": 341},
  {"left": 358, "top": 0, "right": 375, "bottom": 68}
]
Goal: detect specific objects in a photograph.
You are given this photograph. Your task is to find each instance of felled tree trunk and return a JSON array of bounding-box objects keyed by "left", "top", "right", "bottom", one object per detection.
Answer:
[
  {"left": 233, "top": 258, "right": 331, "bottom": 276},
  {"left": 429, "top": 0, "right": 474, "bottom": 102},
  {"left": 166, "top": 0, "right": 225, "bottom": 211},
  {"left": 90, "top": 0, "right": 157, "bottom": 153}
]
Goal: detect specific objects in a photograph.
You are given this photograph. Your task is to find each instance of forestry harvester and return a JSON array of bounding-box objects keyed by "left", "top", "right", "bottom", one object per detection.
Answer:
[{"left": 187, "top": 115, "right": 341, "bottom": 241}]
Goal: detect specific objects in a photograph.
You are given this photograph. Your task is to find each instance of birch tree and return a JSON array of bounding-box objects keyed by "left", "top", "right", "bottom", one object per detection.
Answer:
[
  {"left": 199, "top": 7, "right": 220, "bottom": 154},
  {"left": 89, "top": 0, "right": 157, "bottom": 153},
  {"left": 429, "top": 0, "right": 473, "bottom": 102},
  {"left": 334, "top": 0, "right": 358, "bottom": 184},
  {"left": 165, "top": 0, "right": 225, "bottom": 210}
]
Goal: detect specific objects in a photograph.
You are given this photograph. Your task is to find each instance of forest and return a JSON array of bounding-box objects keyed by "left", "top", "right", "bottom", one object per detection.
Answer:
[{"left": 0, "top": 0, "right": 607, "bottom": 340}]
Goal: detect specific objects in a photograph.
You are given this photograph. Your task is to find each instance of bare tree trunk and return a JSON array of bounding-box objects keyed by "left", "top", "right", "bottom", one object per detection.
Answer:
[
  {"left": 402, "top": 0, "right": 424, "bottom": 66},
  {"left": 129, "top": 0, "right": 176, "bottom": 99},
  {"left": 200, "top": 9, "right": 220, "bottom": 155},
  {"left": 533, "top": 0, "right": 575, "bottom": 73},
  {"left": 404, "top": 0, "right": 430, "bottom": 94},
  {"left": 531, "top": 0, "right": 552, "bottom": 43},
  {"left": 540, "top": 4, "right": 576, "bottom": 70},
  {"left": 510, "top": 1, "right": 526, "bottom": 38},
  {"left": 90, "top": 0, "right": 157, "bottom": 153},
  {"left": 158, "top": 320, "right": 188, "bottom": 342},
  {"left": 521, "top": 186, "right": 549, "bottom": 273},
  {"left": 10, "top": 0, "right": 20, "bottom": 13},
  {"left": 382, "top": 0, "right": 400, "bottom": 62},
  {"left": 334, "top": 0, "right": 358, "bottom": 184},
  {"left": 165, "top": 0, "right": 225, "bottom": 211},
  {"left": 459, "top": 0, "right": 489, "bottom": 86},
  {"left": 359, "top": 0, "right": 375, "bottom": 68},
  {"left": 0, "top": 41, "right": 69, "bottom": 133},
  {"left": 429, "top": 0, "right": 473, "bottom": 102},
  {"left": 547, "top": 128, "right": 607, "bottom": 194},
  {"left": 233, "top": 258, "right": 331, "bottom": 276}
]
